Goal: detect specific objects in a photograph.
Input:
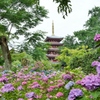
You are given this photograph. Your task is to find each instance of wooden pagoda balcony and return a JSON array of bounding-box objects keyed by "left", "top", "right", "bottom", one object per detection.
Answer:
[
  {"left": 46, "top": 54, "right": 59, "bottom": 58},
  {"left": 49, "top": 42, "right": 63, "bottom": 46},
  {"left": 48, "top": 48, "right": 59, "bottom": 51}
]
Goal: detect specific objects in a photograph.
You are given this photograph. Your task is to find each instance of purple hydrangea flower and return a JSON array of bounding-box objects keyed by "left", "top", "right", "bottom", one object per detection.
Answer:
[
  {"left": 31, "top": 83, "right": 40, "bottom": 88},
  {"left": 1, "top": 83, "right": 15, "bottom": 93},
  {"left": 68, "top": 89, "right": 83, "bottom": 100},
  {"left": 77, "top": 74, "right": 100, "bottom": 90},
  {"left": 0, "top": 76, "right": 8, "bottom": 83},
  {"left": 96, "top": 64, "right": 100, "bottom": 76},
  {"left": 91, "top": 61, "right": 100, "bottom": 67},
  {"left": 17, "top": 85, "right": 23, "bottom": 91},
  {"left": 62, "top": 74, "right": 72, "bottom": 80},
  {"left": 65, "top": 81, "right": 75, "bottom": 90},
  {"left": 26, "top": 92, "right": 37, "bottom": 98},
  {"left": 94, "top": 34, "right": 100, "bottom": 41}
]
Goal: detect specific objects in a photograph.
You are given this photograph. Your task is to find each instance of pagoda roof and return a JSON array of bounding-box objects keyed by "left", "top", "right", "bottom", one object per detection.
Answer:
[{"left": 45, "top": 36, "right": 63, "bottom": 42}]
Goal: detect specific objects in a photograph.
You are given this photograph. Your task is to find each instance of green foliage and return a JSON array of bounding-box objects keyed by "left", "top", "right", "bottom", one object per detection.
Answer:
[
  {"left": 31, "top": 47, "right": 48, "bottom": 61},
  {"left": 53, "top": 0, "right": 72, "bottom": 18},
  {"left": 0, "top": 47, "right": 4, "bottom": 65},
  {"left": 11, "top": 52, "right": 27, "bottom": 62},
  {"left": 11, "top": 60, "right": 21, "bottom": 73},
  {"left": 16, "top": 31, "right": 50, "bottom": 61},
  {"left": 70, "top": 50, "right": 99, "bottom": 74},
  {"left": 73, "top": 6, "right": 100, "bottom": 48},
  {"left": 62, "top": 35, "right": 79, "bottom": 49},
  {"left": 0, "top": 0, "right": 48, "bottom": 39},
  {"left": 0, "top": 0, "right": 48, "bottom": 69},
  {"left": 90, "top": 90, "right": 100, "bottom": 99},
  {"left": 41, "top": 60, "right": 54, "bottom": 70},
  {"left": 57, "top": 46, "right": 88, "bottom": 65},
  {"left": 84, "top": 6, "right": 100, "bottom": 30},
  {"left": 11, "top": 52, "right": 34, "bottom": 66},
  {"left": 74, "top": 29, "right": 96, "bottom": 48},
  {"left": 57, "top": 46, "right": 99, "bottom": 74}
]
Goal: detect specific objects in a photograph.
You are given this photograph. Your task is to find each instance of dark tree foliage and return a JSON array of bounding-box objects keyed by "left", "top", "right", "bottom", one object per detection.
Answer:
[
  {"left": 62, "top": 35, "right": 79, "bottom": 49},
  {"left": 0, "top": 0, "right": 72, "bottom": 69},
  {"left": 74, "top": 6, "right": 100, "bottom": 48},
  {"left": 53, "top": 0, "right": 72, "bottom": 18},
  {"left": 0, "top": 0, "right": 48, "bottom": 69}
]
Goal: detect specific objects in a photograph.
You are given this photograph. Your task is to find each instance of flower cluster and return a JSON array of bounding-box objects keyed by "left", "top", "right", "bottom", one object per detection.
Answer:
[
  {"left": 0, "top": 76, "right": 8, "bottom": 83},
  {"left": 26, "top": 92, "right": 37, "bottom": 99},
  {"left": 1, "top": 83, "right": 15, "bottom": 93},
  {"left": 62, "top": 74, "right": 72, "bottom": 80},
  {"left": 76, "top": 74, "right": 100, "bottom": 90},
  {"left": 94, "top": 34, "right": 100, "bottom": 41},
  {"left": 91, "top": 60, "right": 100, "bottom": 76},
  {"left": 30, "top": 81, "right": 40, "bottom": 89},
  {"left": 17, "top": 85, "right": 23, "bottom": 91},
  {"left": 96, "top": 64, "right": 100, "bottom": 76},
  {"left": 68, "top": 89, "right": 83, "bottom": 100},
  {"left": 65, "top": 81, "right": 75, "bottom": 90},
  {"left": 0, "top": 68, "right": 68, "bottom": 99},
  {"left": 91, "top": 61, "right": 100, "bottom": 67},
  {"left": 56, "top": 92, "right": 64, "bottom": 98}
]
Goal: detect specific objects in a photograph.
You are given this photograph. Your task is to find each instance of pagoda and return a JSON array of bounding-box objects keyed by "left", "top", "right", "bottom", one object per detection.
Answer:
[{"left": 45, "top": 21, "right": 63, "bottom": 62}]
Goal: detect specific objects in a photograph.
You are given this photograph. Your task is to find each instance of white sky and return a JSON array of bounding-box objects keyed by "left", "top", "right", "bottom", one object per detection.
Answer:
[{"left": 33, "top": 0, "right": 100, "bottom": 37}]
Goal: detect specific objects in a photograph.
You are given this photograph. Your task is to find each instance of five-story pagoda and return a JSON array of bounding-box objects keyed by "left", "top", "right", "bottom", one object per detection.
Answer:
[{"left": 45, "top": 21, "right": 63, "bottom": 62}]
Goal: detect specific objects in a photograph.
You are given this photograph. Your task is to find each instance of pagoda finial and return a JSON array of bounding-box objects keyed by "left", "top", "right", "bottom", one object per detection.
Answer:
[{"left": 52, "top": 20, "right": 54, "bottom": 36}]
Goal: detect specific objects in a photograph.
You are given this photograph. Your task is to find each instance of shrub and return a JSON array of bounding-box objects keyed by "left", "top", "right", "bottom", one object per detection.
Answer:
[
  {"left": 69, "top": 49, "right": 99, "bottom": 74},
  {"left": 57, "top": 46, "right": 99, "bottom": 74}
]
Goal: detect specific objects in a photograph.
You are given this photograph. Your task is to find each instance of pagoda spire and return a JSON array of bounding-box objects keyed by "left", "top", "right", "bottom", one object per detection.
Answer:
[{"left": 52, "top": 20, "right": 54, "bottom": 36}]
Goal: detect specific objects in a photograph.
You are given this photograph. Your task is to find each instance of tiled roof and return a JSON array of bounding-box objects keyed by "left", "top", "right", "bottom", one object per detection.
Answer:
[{"left": 45, "top": 36, "right": 63, "bottom": 41}]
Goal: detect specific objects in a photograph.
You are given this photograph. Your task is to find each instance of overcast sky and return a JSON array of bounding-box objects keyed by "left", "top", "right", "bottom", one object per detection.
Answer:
[{"left": 33, "top": 0, "right": 100, "bottom": 37}]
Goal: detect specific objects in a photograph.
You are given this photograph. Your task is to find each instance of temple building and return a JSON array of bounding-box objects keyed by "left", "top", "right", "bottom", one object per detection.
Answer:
[{"left": 45, "top": 21, "right": 63, "bottom": 62}]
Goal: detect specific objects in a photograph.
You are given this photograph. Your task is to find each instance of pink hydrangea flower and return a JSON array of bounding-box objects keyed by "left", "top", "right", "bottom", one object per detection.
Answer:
[
  {"left": 0, "top": 66, "right": 2, "bottom": 69},
  {"left": 56, "top": 92, "right": 64, "bottom": 98},
  {"left": 42, "top": 76, "right": 48, "bottom": 82},
  {"left": 17, "top": 85, "right": 23, "bottom": 91},
  {"left": 62, "top": 74, "right": 72, "bottom": 80},
  {"left": 0, "top": 76, "right": 8, "bottom": 83},
  {"left": 22, "top": 81, "right": 27, "bottom": 85},
  {"left": 94, "top": 34, "right": 100, "bottom": 41},
  {"left": 47, "top": 86, "right": 54, "bottom": 92},
  {"left": 28, "top": 98, "right": 33, "bottom": 100}
]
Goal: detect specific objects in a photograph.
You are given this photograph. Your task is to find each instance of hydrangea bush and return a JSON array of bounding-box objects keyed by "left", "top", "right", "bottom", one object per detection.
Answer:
[
  {"left": 0, "top": 65, "right": 96, "bottom": 100},
  {"left": 0, "top": 67, "right": 72, "bottom": 100},
  {"left": 0, "top": 34, "right": 100, "bottom": 100}
]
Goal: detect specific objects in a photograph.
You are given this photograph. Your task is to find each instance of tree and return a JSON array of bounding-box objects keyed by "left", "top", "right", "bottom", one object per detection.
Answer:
[
  {"left": 74, "top": 30, "right": 95, "bottom": 48},
  {"left": 0, "top": 0, "right": 48, "bottom": 69},
  {"left": 74, "top": 6, "right": 100, "bottom": 48},
  {"left": 84, "top": 6, "right": 100, "bottom": 31},
  {"left": 52, "top": 0, "right": 72, "bottom": 18},
  {"left": 0, "top": 47, "right": 4, "bottom": 65},
  {"left": 16, "top": 30, "right": 50, "bottom": 61},
  {"left": 62, "top": 35, "right": 78, "bottom": 49},
  {"left": 0, "top": 0, "right": 72, "bottom": 69}
]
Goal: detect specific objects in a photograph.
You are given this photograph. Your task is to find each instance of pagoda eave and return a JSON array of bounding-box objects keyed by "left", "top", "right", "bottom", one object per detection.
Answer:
[
  {"left": 46, "top": 54, "right": 58, "bottom": 58},
  {"left": 45, "top": 36, "right": 63, "bottom": 42},
  {"left": 50, "top": 42, "right": 63, "bottom": 46}
]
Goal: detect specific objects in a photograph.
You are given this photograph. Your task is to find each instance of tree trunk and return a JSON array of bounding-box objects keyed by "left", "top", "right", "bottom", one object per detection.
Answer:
[{"left": 0, "top": 36, "right": 11, "bottom": 70}]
